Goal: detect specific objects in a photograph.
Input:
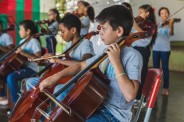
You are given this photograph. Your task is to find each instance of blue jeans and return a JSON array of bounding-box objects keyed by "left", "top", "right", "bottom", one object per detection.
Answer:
[
  {"left": 86, "top": 106, "right": 119, "bottom": 122},
  {"left": 153, "top": 51, "right": 170, "bottom": 88},
  {"left": 26, "top": 77, "right": 40, "bottom": 91},
  {"left": 7, "top": 67, "right": 36, "bottom": 103},
  {"left": 46, "top": 36, "right": 57, "bottom": 54}
]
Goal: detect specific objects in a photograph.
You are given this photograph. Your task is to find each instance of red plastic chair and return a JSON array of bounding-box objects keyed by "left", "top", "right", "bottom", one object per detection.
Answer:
[{"left": 133, "top": 68, "right": 163, "bottom": 122}]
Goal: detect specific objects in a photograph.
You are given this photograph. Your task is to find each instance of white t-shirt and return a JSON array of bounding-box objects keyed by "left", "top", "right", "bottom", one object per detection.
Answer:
[
  {"left": 0, "top": 33, "right": 13, "bottom": 47},
  {"left": 20, "top": 38, "right": 41, "bottom": 72}
]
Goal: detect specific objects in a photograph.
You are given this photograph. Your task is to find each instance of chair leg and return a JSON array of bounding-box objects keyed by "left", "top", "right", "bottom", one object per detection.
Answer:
[
  {"left": 144, "top": 108, "right": 152, "bottom": 122},
  {"left": 132, "top": 95, "right": 145, "bottom": 122}
]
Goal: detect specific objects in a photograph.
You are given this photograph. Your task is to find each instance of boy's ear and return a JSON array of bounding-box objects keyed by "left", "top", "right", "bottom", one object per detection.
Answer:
[
  {"left": 116, "top": 26, "right": 124, "bottom": 37},
  {"left": 71, "top": 27, "right": 77, "bottom": 34},
  {"left": 26, "top": 29, "right": 31, "bottom": 35}
]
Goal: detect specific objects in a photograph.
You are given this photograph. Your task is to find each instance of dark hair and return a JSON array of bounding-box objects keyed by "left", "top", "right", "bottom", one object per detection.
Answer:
[
  {"left": 139, "top": 4, "right": 157, "bottom": 45},
  {"left": 59, "top": 14, "right": 81, "bottom": 33},
  {"left": 78, "top": 1, "right": 95, "bottom": 22},
  {"left": 19, "top": 20, "right": 41, "bottom": 43},
  {"left": 122, "top": 2, "right": 133, "bottom": 14},
  {"left": 19, "top": 20, "right": 38, "bottom": 35},
  {"left": 96, "top": 5, "right": 133, "bottom": 36},
  {"left": 158, "top": 7, "right": 170, "bottom": 16},
  {"left": 49, "top": 8, "right": 60, "bottom": 22}
]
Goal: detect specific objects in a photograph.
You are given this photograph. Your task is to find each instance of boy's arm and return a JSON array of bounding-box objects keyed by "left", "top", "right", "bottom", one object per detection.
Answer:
[
  {"left": 113, "top": 62, "right": 140, "bottom": 102},
  {"left": 39, "top": 61, "right": 87, "bottom": 91},
  {"left": 106, "top": 43, "right": 140, "bottom": 102}
]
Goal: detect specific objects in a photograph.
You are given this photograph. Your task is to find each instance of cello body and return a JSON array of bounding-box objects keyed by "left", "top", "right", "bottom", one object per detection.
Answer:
[
  {"left": 43, "top": 69, "right": 109, "bottom": 122},
  {"left": 8, "top": 63, "right": 71, "bottom": 122},
  {"left": 0, "top": 53, "right": 27, "bottom": 89}
]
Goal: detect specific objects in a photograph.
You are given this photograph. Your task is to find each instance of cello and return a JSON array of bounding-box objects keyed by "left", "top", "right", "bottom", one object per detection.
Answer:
[
  {"left": 8, "top": 31, "right": 98, "bottom": 122},
  {"left": 0, "top": 33, "right": 44, "bottom": 90},
  {"left": 30, "top": 32, "right": 149, "bottom": 122}
]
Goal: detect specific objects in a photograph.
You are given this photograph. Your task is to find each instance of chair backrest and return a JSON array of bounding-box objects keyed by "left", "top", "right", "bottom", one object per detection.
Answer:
[
  {"left": 142, "top": 68, "right": 163, "bottom": 108},
  {"left": 132, "top": 68, "right": 163, "bottom": 122}
]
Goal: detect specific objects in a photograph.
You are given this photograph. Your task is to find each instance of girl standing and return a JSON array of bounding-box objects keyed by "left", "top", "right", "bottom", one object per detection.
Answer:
[
  {"left": 46, "top": 8, "right": 60, "bottom": 54},
  {"left": 77, "top": 1, "right": 95, "bottom": 36},
  {"left": 153, "top": 7, "right": 175, "bottom": 95},
  {"left": 132, "top": 4, "right": 157, "bottom": 100}
]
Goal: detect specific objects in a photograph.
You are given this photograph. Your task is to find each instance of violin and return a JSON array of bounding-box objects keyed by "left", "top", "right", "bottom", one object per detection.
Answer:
[
  {"left": 161, "top": 18, "right": 181, "bottom": 26},
  {"left": 1, "top": 24, "right": 15, "bottom": 33},
  {"left": 135, "top": 16, "right": 156, "bottom": 37},
  {"left": 29, "top": 32, "right": 149, "bottom": 122},
  {"left": 35, "top": 20, "right": 55, "bottom": 35},
  {"left": 8, "top": 31, "right": 99, "bottom": 122},
  {"left": 35, "top": 20, "right": 50, "bottom": 25},
  {"left": 135, "top": 16, "right": 145, "bottom": 28}
]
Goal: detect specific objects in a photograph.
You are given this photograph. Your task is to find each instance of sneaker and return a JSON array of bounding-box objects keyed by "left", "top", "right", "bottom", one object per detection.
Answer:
[{"left": 0, "top": 99, "right": 8, "bottom": 105}]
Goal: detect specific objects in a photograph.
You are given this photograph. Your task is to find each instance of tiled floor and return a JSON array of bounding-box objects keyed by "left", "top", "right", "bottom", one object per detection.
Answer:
[{"left": 0, "top": 71, "right": 184, "bottom": 122}]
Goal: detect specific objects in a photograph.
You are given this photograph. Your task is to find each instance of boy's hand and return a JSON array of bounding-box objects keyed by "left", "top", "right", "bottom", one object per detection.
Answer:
[
  {"left": 42, "top": 53, "right": 57, "bottom": 63},
  {"left": 106, "top": 43, "right": 121, "bottom": 65},
  {"left": 15, "top": 47, "right": 22, "bottom": 54},
  {"left": 48, "top": 58, "right": 57, "bottom": 63},
  {"left": 39, "top": 77, "right": 56, "bottom": 91}
]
